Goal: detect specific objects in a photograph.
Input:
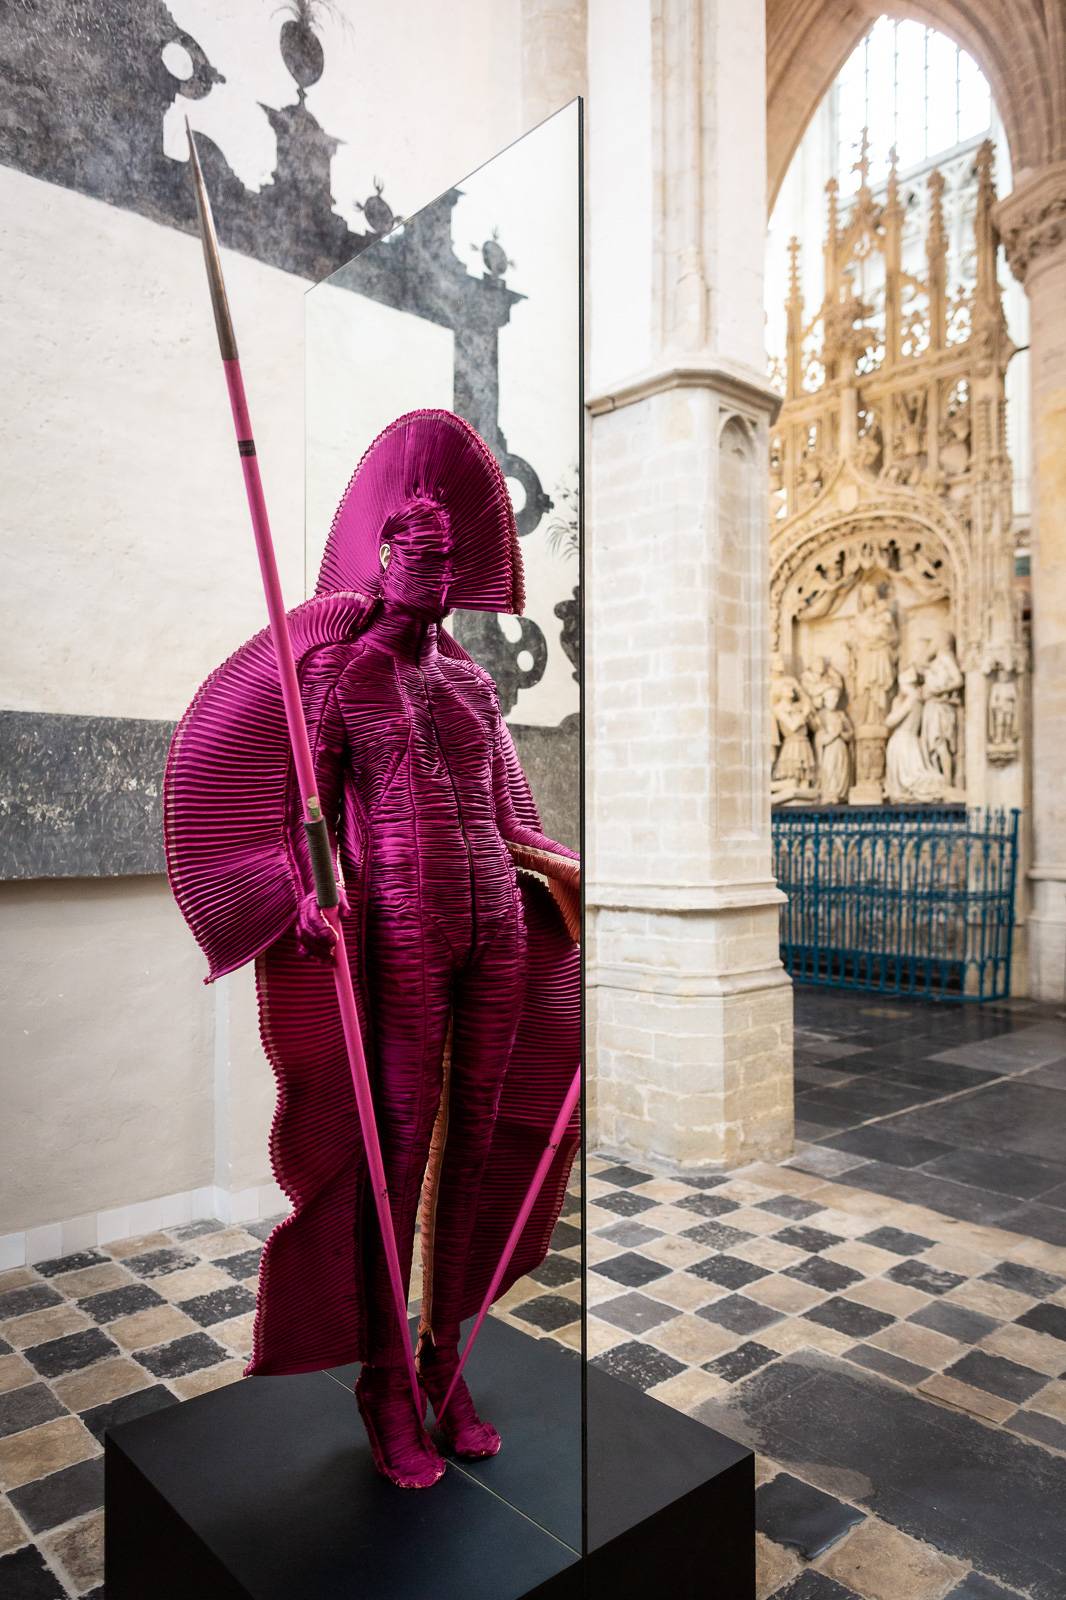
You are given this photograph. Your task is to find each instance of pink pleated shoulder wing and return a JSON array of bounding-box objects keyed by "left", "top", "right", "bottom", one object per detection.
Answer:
[{"left": 163, "top": 591, "right": 375, "bottom": 982}]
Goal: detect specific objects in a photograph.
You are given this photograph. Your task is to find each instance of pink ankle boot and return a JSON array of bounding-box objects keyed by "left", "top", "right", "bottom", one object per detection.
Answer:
[
  {"left": 355, "top": 1366, "right": 446, "bottom": 1489},
  {"left": 417, "top": 1342, "right": 501, "bottom": 1460}
]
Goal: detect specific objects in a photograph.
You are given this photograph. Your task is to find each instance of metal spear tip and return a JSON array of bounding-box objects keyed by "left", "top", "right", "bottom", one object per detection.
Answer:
[{"left": 184, "top": 118, "right": 238, "bottom": 361}]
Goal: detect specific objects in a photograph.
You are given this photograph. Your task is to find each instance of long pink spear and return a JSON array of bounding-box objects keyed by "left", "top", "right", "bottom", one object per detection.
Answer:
[
  {"left": 185, "top": 123, "right": 421, "bottom": 1416},
  {"left": 438, "top": 1064, "right": 581, "bottom": 1422}
]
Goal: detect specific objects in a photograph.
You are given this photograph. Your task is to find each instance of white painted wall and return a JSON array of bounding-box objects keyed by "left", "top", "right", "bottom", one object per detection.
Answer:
[{"left": 1, "top": 0, "right": 587, "bottom": 1250}]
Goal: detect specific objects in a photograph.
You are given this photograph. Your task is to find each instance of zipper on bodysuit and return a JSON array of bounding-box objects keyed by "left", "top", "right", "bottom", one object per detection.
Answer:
[{"left": 419, "top": 665, "right": 478, "bottom": 959}]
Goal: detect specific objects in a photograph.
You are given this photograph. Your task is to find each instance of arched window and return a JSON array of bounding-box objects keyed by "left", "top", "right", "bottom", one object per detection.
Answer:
[{"left": 835, "top": 17, "right": 992, "bottom": 192}]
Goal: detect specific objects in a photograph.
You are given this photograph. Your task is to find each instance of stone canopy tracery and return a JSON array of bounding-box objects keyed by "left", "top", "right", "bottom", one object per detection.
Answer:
[{"left": 769, "top": 138, "right": 1025, "bottom": 808}]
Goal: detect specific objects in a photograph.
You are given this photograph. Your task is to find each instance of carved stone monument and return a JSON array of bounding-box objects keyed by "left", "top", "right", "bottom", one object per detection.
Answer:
[{"left": 769, "top": 136, "right": 1027, "bottom": 818}]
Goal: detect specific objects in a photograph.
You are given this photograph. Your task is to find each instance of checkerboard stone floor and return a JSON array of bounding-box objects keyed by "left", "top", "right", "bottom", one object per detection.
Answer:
[{"left": 2, "top": 992, "right": 1066, "bottom": 1597}]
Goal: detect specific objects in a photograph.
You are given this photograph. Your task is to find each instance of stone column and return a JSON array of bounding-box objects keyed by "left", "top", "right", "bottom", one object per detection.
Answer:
[
  {"left": 586, "top": 0, "right": 792, "bottom": 1168},
  {"left": 998, "top": 165, "right": 1066, "bottom": 1000}
]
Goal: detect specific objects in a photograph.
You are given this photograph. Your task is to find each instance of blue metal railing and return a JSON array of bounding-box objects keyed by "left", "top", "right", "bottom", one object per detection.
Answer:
[{"left": 772, "top": 807, "right": 1020, "bottom": 1002}]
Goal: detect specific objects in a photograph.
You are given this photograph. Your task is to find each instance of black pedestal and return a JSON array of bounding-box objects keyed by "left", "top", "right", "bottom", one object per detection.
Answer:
[{"left": 105, "top": 1319, "right": 753, "bottom": 1599}]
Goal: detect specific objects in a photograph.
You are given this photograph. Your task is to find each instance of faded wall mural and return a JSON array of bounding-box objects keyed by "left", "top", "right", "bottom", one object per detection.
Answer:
[{"left": 0, "top": 1, "right": 580, "bottom": 875}]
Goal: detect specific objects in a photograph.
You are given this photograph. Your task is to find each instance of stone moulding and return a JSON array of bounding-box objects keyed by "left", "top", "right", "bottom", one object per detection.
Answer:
[{"left": 586, "top": 359, "right": 782, "bottom": 420}]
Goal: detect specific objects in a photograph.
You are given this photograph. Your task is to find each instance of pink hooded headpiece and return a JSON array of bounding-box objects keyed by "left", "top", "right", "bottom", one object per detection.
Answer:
[{"left": 316, "top": 409, "right": 525, "bottom": 617}]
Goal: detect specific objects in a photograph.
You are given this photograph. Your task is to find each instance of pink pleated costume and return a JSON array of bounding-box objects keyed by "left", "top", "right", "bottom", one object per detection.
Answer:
[{"left": 163, "top": 410, "right": 579, "bottom": 1479}]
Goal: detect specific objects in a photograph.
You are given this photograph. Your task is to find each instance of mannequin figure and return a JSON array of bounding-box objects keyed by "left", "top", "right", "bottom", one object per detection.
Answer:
[{"left": 165, "top": 412, "right": 580, "bottom": 1489}]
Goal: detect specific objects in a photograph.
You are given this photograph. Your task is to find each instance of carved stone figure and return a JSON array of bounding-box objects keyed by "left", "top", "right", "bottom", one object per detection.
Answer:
[
  {"left": 939, "top": 406, "right": 971, "bottom": 477},
  {"left": 919, "top": 632, "right": 964, "bottom": 789},
  {"left": 885, "top": 667, "right": 945, "bottom": 803},
  {"left": 801, "top": 655, "right": 845, "bottom": 713},
  {"left": 814, "top": 685, "right": 853, "bottom": 804},
  {"left": 796, "top": 446, "right": 825, "bottom": 509},
  {"left": 772, "top": 686, "right": 817, "bottom": 798},
  {"left": 852, "top": 582, "right": 899, "bottom": 724},
  {"left": 988, "top": 666, "right": 1019, "bottom": 763},
  {"left": 770, "top": 654, "right": 810, "bottom": 751}
]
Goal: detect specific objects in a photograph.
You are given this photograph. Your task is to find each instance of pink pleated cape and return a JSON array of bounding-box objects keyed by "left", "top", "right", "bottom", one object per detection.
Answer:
[{"left": 163, "top": 411, "right": 580, "bottom": 1377}]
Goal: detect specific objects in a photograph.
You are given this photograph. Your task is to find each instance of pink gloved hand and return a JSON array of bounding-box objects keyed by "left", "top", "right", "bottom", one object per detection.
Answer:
[{"left": 295, "top": 889, "right": 351, "bottom": 961}]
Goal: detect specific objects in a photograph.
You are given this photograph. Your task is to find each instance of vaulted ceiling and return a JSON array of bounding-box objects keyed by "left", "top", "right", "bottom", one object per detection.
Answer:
[{"left": 766, "top": 0, "right": 1066, "bottom": 206}]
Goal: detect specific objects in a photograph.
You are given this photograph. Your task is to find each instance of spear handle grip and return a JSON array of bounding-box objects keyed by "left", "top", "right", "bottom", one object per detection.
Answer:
[{"left": 304, "top": 817, "right": 340, "bottom": 909}]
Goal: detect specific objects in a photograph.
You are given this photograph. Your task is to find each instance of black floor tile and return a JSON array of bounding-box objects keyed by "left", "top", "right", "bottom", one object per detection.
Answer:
[
  {"left": 858, "top": 1226, "right": 934, "bottom": 1256},
  {"left": 80, "top": 1382, "right": 178, "bottom": 1441},
  {"left": 879, "top": 1062, "right": 1000, "bottom": 1094},
  {"left": 25, "top": 1327, "right": 118, "bottom": 1378},
  {"left": 783, "top": 1256, "right": 863, "bottom": 1293},
  {"left": 1028, "top": 1060, "right": 1066, "bottom": 1092},
  {"left": 510, "top": 1294, "right": 579, "bottom": 1333},
  {"left": 772, "top": 1225, "right": 844, "bottom": 1254},
  {"left": 528, "top": 1253, "right": 582, "bottom": 1288},
  {"left": 946, "top": 1574, "right": 1028, "bottom": 1599},
  {"left": 590, "top": 1339, "right": 684, "bottom": 1392},
  {"left": 1015, "top": 1302, "right": 1066, "bottom": 1343},
  {"left": 792, "top": 1102, "right": 855, "bottom": 1131},
  {"left": 8, "top": 1456, "right": 105, "bottom": 1534},
  {"left": 135, "top": 1331, "right": 230, "bottom": 1379},
  {"left": 801, "top": 1080, "right": 941, "bottom": 1118},
  {"left": 885, "top": 1080, "right": 1066, "bottom": 1168},
  {"left": 0, "top": 1381, "right": 65, "bottom": 1439},
  {"left": 694, "top": 1349, "right": 1066, "bottom": 1599},
  {"left": 755, "top": 1195, "right": 823, "bottom": 1221},
  {"left": 923, "top": 1148, "right": 1066, "bottom": 1201},
  {"left": 687, "top": 1254, "right": 769, "bottom": 1289},
  {"left": 177, "top": 1285, "right": 257, "bottom": 1328},
  {"left": 673, "top": 1192, "right": 739, "bottom": 1219},
  {"left": 885, "top": 1259, "right": 964, "bottom": 1297},
  {"left": 675, "top": 1173, "right": 731, "bottom": 1190},
  {"left": 842, "top": 1343, "right": 932, "bottom": 1386},
  {"left": 1008, "top": 1408, "right": 1066, "bottom": 1452},
  {"left": 594, "top": 1163, "right": 652, "bottom": 1188},
  {"left": 33, "top": 1249, "right": 110, "bottom": 1279},
  {"left": 823, "top": 1125, "right": 953, "bottom": 1168},
  {"left": 803, "top": 1297, "right": 894, "bottom": 1340},
  {"left": 0, "top": 1545, "right": 65, "bottom": 1599},
  {"left": 596, "top": 1252, "right": 669, "bottom": 1289},
  {"left": 243, "top": 1215, "right": 285, "bottom": 1243},
  {"left": 170, "top": 1218, "right": 226, "bottom": 1241},
  {"left": 698, "top": 1294, "right": 782, "bottom": 1335},
  {"left": 944, "top": 1350, "right": 1049, "bottom": 1404},
  {"left": 796, "top": 1119, "right": 842, "bottom": 1141},
  {"left": 844, "top": 1163, "right": 1020, "bottom": 1227},
  {"left": 998, "top": 1202, "right": 1066, "bottom": 1247},
  {"left": 795, "top": 1067, "right": 856, "bottom": 1089},
  {"left": 756, "top": 1471, "right": 865, "bottom": 1558},
  {"left": 123, "top": 1246, "right": 200, "bottom": 1279},
  {"left": 981, "top": 1261, "right": 1064, "bottom": 1300},
  {"left": 214, "top": 1247, "right": 263, "bottom": 1280},
  {"left": 590, "top": 1191, "right": 658, "bottom": 1219},
  {"left": 703, "top": 1340, "right": 777, "bottom": 1384},
  {"left": 908, "top": 1301, "right": 1000, "bottom": 1344},
  {"left": 550, "top": 1220, "right": 581, "bottom": 1251},
  {"left": 594, "top": 1219, "right": 661, "bottom": 1248},
  {"left": 77, "top": 1282, "right": 165, "bottom": 1323},
  {"left": 1039, "top": 1181, "right": 1066, "bottom": 1210},
  {"left": 0, "top": 1283, "right": 61, "bottom": 1320},
  {"left": 595, "top": 1292, "right": 677, "bottom": 1336},
  {"left": 680, "top": 1220, "right": 753, "bottom": 1251}
]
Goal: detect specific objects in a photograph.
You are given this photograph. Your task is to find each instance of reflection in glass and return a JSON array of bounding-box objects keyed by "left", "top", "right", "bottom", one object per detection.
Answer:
[{"left": 304, "top": 100, "right": 583, "bottom": 1555}]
